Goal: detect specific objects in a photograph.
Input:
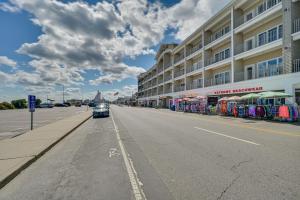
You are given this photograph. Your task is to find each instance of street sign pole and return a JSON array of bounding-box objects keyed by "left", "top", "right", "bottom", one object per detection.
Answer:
[{"left": 28, "top": 95, "right": 36, "bottom": 130}]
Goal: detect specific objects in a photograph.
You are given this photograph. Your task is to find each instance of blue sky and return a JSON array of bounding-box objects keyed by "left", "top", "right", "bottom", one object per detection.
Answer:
[{"left": 0, "top": 0, "right": 229, "bottom": 101}]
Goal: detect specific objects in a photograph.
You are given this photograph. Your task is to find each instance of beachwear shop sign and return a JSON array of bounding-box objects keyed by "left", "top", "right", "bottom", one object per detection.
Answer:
[{"left": 213, "top": 86, "right": 263, "bottom": 95}]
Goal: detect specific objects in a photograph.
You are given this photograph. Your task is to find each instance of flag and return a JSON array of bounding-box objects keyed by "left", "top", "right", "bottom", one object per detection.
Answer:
[{"left": 114, "top": 92, "right": 119, "bottom": 96}]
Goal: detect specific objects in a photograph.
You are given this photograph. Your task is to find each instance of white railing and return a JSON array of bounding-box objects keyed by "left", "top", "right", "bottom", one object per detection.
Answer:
[
  {"left": 186, "top": 43, "right": 202, "bottom": 56},
  {"left": 294, "top": 18, "right": 300, "bottom": 33},
  {"left": 186, "top": 79, "right": 203, "bottom": 90},
  {"left": 186, "top": 61, "right": 203, "bottom": 73},
  {"left": 234, "top": 63, "right": 283, "bottom": 82},
  {"left": 293, "top": 59, "right": 300, "bottom": 73},
  {"left": 164, "top": 75, "right": 172, "bottom": 82},
  {"left": 205, "top": 77, "right": 230, "bottom": 87},
  {"left": 174, "top": 69, "right": 185, "bottom": 78},
  {"left": 174, "top": 86, "right": 185, "bottom": 92},
  {"left": 164, "top": 88, "right": 172, "bottom": 94},
  {"left": 174, "top": 54, "right": 185, "bottom": 64},
  {"left": 207, "top": 29, "right": 231, "bottom": 44},
  {"left": 164, "top": 62, "right": 172, "bottom": 69},
  {"left": 205, "top": 52, "right": 231, "bottom": 67},
  {"left": 235, "top": 33, "right": 282, "bottom": 55},
  {"left": 235, "top": 0, "right": 282, "bottom": 28}
]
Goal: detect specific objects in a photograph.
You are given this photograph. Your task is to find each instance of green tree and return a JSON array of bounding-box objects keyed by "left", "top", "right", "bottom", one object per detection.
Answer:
[
  {"left": 11, "top": 99, "right": 27, "bottom": 109},
  {"left": 36, "top": 99, "right": 42, "bottom": 107},
  {"left": 0, "top": 102, "right": 15, "bottom": 110}
]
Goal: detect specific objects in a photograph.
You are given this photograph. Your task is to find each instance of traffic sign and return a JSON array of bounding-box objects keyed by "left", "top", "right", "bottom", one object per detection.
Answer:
[{"left": 28, "top": 95, "right": 36, "bottom": 112}]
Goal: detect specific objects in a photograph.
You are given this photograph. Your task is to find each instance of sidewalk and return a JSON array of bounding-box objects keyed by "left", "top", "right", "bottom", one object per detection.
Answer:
[{"left": 0, "top": 111, "right": 92, "bottom": 188}]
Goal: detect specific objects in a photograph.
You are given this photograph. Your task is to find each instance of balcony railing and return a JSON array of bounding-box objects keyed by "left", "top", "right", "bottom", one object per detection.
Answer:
[
  {"left": 205, "top": 77, "right": 231, "bottom": 87},
  {"left": 186, "top": 79, "right": 203, "bottom": 90},
  {"left": 164, "top": 62, "right": 172, "bottom": 69},
  {"left": 235, "top": 0, "right": 282, "bottom": 28},
  {"left": 157, "top": 79, "right": 164, "bottom": 84},
  {"left": 234, "top": 63, "right": 283, "bottom": 82},
  {"left": 157, "top": 67, "right": 163, "bottom": 74},
  {"left": 174, "top": 54, "right": 185, "bottom": 64},
  {"left": 294, "top": 18, "right": 300, "bottom": 33},
  {"left": 174, "top": 85, "right": 185, "bottom": 92},
  {"left": 293, "top": 59, "right": 300, "bottom": 73},
  {"left": 164, "top": 75, "right": 172, "bottom": 82},
  {"left": 164, "top": 88, "right": 172, "bottom": 94},
  {"left": 174, "top": 69, "right": 185, "bottom": 78},
  {"left": 158, "top": 90, "right": 164, "bottom": 95},
  {"left": 186, "top": 43, "right": 202, "bottom": 57},
  {"left": 186, "top": 61, "right": 203, "bottom": 73},
  {"left": 207, "top": 29, "right": 231, "bottom": 45},
  {"left": 235, "top": 34, "right": 282, "bottom": 55},
  {"left": 205, "top": 53, "right": 231, "bottom": 67}
]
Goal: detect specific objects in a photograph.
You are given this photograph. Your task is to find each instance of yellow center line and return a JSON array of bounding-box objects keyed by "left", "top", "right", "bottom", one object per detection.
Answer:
[{"left": 136, "top": 108, "right": 300, "bottom": 137}]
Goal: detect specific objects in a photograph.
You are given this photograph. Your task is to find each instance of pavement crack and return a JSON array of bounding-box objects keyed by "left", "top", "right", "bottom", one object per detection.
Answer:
[
  {"left": 0, "top": 155, "right": 35, "bottom": 160},
  {"left": 216, "top": 175, "right": 241, "bottom": 200},
  {"left": 230, "top": 158, "right": 252, "bottom": 171}
]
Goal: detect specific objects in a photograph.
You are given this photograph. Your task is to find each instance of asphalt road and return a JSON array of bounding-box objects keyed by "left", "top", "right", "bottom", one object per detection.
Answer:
[
  {"left": 0, "top": 106, "right": 89, "bottom": 140},
  {"left": 0, "top": 105, "right": 299, "bottom": 200}
]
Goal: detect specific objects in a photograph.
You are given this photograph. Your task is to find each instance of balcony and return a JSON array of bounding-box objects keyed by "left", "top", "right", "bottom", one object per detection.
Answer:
[
  {"left": 174, "top": 54, "right": 185, "bottom": 65},
  {"left": 206, "top": 28, "right": 231, "bottom": 49},
  {"left": 157, "top": 79, "right": 164, "bottom": 84},
  {"left": 174, "top": 85, "right": 185, "bottom": 92},
  {"left": 157, "top": 67, "right": 164, "bottom": 74},
  {"left": 205, "top": 76, "right": 230, "bottom": 87},
  {"left": 164, "top": 88, "right": 172, "bottom": 94},
  {"left": 205, "top": 52, "right": 231, "bottom": 68},
  {"left": 186, "top": 43, "right": 202, "bottom": 57},
  {"left": 234, "top": 63, "right": 283, "bottom": 82},
  {"left": 174, "top": 69, "right": 185, "bottom": 78},
  {"left": 294, "top": 59, "right": 300, "bottom": 73},
  {"left": 164, "top": 62, "right": 172, "bottom": 69},
  {"left": 164, "top": 75, "right": 172, "bottom": 82},
  {"left": 235, "top": 1, "right": 282, "bottom": 33},
  {"left": 186, "top": 61, "right": 203, "bottom": 74},
  {"left": 293, "top": 18, "right": 300, "bottom": 41},
  {"left": 186, "top": 79, "right": 203, "bottom": 90},
  {"left": 158, "top": 90, "right": 164, "bottom": 95},
  {"left": 294, "top": 18, "right": 300, "bottom": 33}
]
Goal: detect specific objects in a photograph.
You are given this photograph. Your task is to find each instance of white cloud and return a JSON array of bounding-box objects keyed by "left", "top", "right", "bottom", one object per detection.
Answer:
[
  {"left": 101, "top": 85, "right": 138, "bottom": 101},
  {"left": 0, "top": 56, "right": 17, "bottom": 68},
  {"left": 1, "top": 0, "right": 230, "bottom": 99},
  {"left": 0, "top": 2, "right": 20, "bottom": 13}
]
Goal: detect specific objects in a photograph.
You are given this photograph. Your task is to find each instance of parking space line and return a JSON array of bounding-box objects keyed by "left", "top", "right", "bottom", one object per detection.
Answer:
[{"left": 194, "top": 126, "right": 260, "bottom": 146}]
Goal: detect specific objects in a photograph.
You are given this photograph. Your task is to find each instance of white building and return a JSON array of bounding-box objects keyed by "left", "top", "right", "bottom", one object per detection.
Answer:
[{"left": 137, "top": 0, "right": 300, "bottom": 107}]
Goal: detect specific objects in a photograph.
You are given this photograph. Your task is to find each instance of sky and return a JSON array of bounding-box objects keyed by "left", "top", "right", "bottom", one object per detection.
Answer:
[{"left": 0, "top": 0, "right": 230, "bottom": 102}]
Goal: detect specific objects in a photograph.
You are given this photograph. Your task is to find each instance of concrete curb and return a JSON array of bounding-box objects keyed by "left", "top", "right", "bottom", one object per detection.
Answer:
[{"left": 0, "top": 113, "right": 92, "bottom": 189}]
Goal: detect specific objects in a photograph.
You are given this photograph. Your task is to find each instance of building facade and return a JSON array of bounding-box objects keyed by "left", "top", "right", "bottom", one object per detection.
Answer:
[{"left": 137, "top": 0, "right": 300, "bottom": 108}]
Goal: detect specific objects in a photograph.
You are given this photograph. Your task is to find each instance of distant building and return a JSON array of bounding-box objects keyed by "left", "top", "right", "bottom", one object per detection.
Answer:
[{"left": 66, "top": 99, "right": 82, "bottom": 105}]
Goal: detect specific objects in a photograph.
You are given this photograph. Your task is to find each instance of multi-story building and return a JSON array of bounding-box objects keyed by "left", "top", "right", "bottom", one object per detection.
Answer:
[{"left": 137, "top": 0, "right": 300, "bottom": 108}]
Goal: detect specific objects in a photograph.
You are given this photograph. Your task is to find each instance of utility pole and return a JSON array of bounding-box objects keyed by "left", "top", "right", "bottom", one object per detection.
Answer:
[{"left": 62, "top": 85, "right": 65, "bottom": 103}]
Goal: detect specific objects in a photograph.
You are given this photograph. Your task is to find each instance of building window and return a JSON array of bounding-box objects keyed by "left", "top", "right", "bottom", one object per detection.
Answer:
[
  {"left": 245, "top": 38, "right": 254, "bottom": 51},
  {"left": 278, "top": 25, "right": 283, "bottom": 38},
  {"left": 225, "top": 49, "right": 230, "bottom": 58},
  {"left": 257, "top": 2, "right": 266, "bottom": 14},
  {"left": 257, "top": 57, "right": 282, "bottom": 78},
  {"left": 268, "top": 27, "right": 277, "bottom": 42},
  {"left": 258, "top": 32, "right": 267, "bottom": 46},
  {"left": 267, "top": 0, "right": 277, "bottom": 9},
  {"left": 246, "top": 12, "right": 253, "bottom": 21},
  {"left": 214, "top": 71, "right": 230, "bottom": 85}
]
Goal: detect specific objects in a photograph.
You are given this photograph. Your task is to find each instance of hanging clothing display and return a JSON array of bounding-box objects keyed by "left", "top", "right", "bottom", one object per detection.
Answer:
[
  {"left": 248, "top": 105, "right": 256, "bottom": 117},
  {"left": 256, "top": 106, "right": 266, "bottom": 118}
]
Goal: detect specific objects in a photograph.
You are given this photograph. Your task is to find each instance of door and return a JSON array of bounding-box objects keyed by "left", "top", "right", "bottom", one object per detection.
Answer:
[{"left": 245, "top": 65, "right": 254, "bottom": 80}]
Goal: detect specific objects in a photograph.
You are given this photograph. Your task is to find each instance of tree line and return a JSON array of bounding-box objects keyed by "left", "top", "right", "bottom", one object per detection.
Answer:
[{"left": 0, "top": 99, "right": 41, "bottom": 110}]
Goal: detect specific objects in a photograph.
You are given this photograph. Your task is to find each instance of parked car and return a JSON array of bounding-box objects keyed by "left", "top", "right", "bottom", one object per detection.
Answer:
[
  {"left": 38, "top": 103, "right": 54, "bottom": 108},
  {"left": 93, "top": 104, "right": 109, "bottom": 118},
  {"left": 75, "top": 102, "right": 82, "bottom": 107},
  {"left": 54, "top": 103, "right": 67, "bottom": 107}
]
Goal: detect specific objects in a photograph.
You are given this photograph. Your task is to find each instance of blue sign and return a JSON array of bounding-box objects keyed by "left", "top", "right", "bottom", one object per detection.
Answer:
[{"left": 28, "top": 95, "right": 36, "bottom": 112}]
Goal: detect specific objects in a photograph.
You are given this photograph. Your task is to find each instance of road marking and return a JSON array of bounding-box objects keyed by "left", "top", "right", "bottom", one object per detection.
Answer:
[
  {"left": 145, "top": 109, "right": 300, "bottom": 137},
  {"left": 194, "top": 127, "right": 260, "bottom": 146},
  {"left": 111, "top": 111, "right": 146, "bottom": 200},
  {"left": 108, "top": 148, "right": 120, "bottom": 158}
]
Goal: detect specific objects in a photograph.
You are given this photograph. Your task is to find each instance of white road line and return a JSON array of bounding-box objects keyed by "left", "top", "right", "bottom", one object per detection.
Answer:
[
  {"left": 194, "top": 127, "right": 260, "bottom": 146},
  {"left": 111, "top": 111, "right": 146, "bottom": 200}
]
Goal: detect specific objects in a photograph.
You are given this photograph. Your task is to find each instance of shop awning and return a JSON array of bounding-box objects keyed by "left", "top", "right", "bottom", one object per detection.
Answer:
[{"left": 258, "top": 91, "right": 292, "bottom": 98}]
